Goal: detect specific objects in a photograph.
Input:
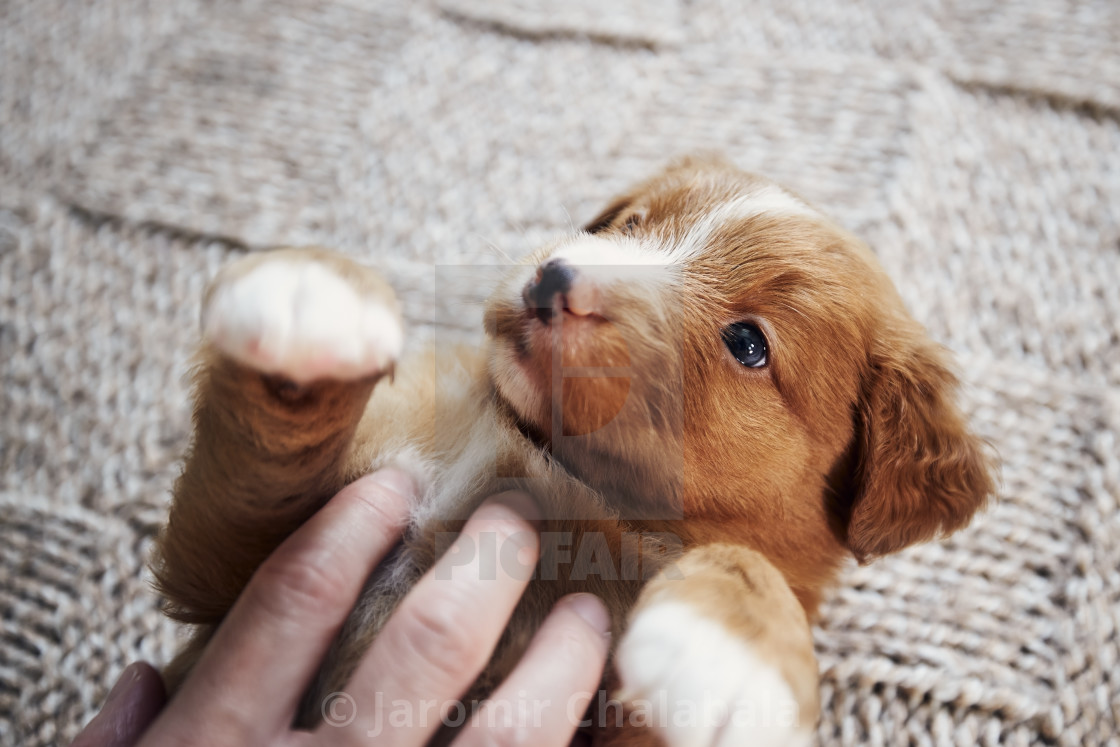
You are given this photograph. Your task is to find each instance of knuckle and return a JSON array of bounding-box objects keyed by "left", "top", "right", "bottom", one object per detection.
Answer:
[
  {"left": 394, "top": 594, "right": 486, "bottom": 675},
  {"left": 342, "top": 470, "right": 413, "bottom": 521},
  {"left": 345, "top": 482, "right": 408, "bottom": 530},
  {"left": 249, "top": 545, "right": 352, "bottom": 619}
]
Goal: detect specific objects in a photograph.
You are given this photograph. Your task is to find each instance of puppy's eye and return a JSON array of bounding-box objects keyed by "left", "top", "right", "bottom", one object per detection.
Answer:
[
  {"left": 623, "top": 212, "right": 643, "bottom": 233},
  {"left": 722, "top": 322, "right": 768, "bottom": 368}
]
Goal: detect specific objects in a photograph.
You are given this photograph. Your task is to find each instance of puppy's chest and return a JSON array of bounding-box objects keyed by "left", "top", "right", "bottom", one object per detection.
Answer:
[
  {"left": 352, "top": 346, "right": 682, "bottom": 635},
  {"left": 366, "top": 438, "right": 677, "bottom": 631}
]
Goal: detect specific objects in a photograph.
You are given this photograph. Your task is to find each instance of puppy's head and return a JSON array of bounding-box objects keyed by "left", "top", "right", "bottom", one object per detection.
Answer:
[{"left": 485, "top": 157, "right": 994, "bottom": 570}]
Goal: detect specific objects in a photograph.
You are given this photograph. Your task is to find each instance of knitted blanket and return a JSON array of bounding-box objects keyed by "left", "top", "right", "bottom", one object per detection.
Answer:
[{"left": 2, "top": 1, "right": 1118, "bottom": 744}]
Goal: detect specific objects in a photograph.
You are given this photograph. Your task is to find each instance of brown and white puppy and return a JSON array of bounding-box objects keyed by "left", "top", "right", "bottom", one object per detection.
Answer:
[{"left": 153, "top": 157, "right": 995, "bottom": 746}]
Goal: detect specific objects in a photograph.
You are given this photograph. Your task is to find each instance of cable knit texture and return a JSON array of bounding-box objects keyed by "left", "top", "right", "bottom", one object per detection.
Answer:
[{"left": 1, "top": 1, "right": 1118, "bottom": 744}]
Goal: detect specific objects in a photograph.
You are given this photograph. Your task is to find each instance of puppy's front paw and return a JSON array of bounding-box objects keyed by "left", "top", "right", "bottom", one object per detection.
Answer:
[
  {"left": 615, "top": 602, "right": 814, "bottom": 747},
  {"left": 202, "top": 252, "right": 402, "bottom": 384}
]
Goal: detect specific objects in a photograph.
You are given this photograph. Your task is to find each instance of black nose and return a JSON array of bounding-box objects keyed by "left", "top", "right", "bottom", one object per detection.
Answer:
[{"left": 524, "top": 259, "right": 576, "bottom": 322}]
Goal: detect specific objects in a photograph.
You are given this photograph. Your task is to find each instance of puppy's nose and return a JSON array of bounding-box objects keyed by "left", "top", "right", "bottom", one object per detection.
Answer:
[{"left": 524, "top": 259, "right": 577, "bottom": 322}]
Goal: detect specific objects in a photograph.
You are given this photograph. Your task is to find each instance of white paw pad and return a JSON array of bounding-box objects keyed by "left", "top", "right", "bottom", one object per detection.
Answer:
[
  {"left": 615, "top": 603, "right": 812, "bottom": 747},
  {"left": 203, "top": 260, "right": 402, "bottom": 383}
]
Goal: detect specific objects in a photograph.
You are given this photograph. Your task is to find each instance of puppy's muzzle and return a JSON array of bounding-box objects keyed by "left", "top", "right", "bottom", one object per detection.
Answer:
[{"left": 522, "top": 258, "right": 599, "bottom": 323}]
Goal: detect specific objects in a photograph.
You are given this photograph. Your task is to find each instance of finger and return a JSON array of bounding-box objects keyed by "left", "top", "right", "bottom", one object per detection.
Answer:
[
  {"left": 331, "top": 492, "right": 540, "bottom": 746},
  {"left": 71, "top": 662, "right": 167, "bottom": 747},
  {"left": 453, "top": 594, "right": 611, "bottom": 747},
  {"left": 144, "top": 469, "right": 413, "bottom": 746}
]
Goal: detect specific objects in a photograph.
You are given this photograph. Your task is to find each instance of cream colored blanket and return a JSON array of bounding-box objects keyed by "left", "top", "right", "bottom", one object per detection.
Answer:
[{"left": 2, "top": 1, "right": 1118, "bottom": 744}]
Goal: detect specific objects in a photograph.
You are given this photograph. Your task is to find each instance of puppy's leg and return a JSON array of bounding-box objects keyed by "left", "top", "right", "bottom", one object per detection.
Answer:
[
  {"left": 611, "top": 544, "right": 819, "bottom": 747},
  {"left": 153, "top": 248, "right": 403, "bottom": 688}
]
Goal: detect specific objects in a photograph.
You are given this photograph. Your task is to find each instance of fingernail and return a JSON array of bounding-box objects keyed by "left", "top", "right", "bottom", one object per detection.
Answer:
[
  {"left": 365, "top": 467, "right": 416, "bottom": 499},
  {"left": 487, "top": 490, "right": 542, "bottom": 526},
  {"left": 104, "top": 662, "right": 144, "bottom": 707},
  {"left": 563, "top": 593, "right": 611, "bottom": 636}
]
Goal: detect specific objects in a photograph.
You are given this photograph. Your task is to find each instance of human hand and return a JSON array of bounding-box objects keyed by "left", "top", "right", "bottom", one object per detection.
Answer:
[{"left": 72, "top": 469, "right": 611, "bottom": 746}]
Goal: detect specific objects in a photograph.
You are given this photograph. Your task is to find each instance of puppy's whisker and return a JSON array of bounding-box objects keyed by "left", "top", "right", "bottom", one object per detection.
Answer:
[
  {"left": 509, "top": 219, "right": 535, "bottom": 245},
  {"left": 560, "top": 204, "right": 577, "bottom": 234},
  {"left": 471, "top": 233, "right": 516, "bottom": 264}
]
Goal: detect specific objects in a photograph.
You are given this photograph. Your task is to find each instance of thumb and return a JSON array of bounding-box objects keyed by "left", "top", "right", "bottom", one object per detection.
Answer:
[{"left": 71, "top": 662, "right": 167, "bottom": 747}]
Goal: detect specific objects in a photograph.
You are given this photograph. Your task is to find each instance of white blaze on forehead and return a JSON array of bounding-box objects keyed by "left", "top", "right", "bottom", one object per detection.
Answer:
[
  {"left": 553, "top": 234, "right": 672, "bottom": 267},
  {"left": 551, "top": 235, "right": 677, "bottom": 295},
  {"left": 667, "top": 185, "right": 822, "bottom": 263}
]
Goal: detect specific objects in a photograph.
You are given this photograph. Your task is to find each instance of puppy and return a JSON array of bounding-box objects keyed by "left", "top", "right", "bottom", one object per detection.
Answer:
[{"left": 152, "top": 157, "right": 995, "bottom": 746}]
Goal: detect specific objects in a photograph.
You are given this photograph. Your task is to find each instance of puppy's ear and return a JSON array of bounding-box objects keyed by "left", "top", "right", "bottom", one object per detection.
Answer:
[
  {"left": 846, "top": 336, "right": 995, "bottom": 562},
  {"left": 583, "top": 196, "right": 632, "bottom": 234}
]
